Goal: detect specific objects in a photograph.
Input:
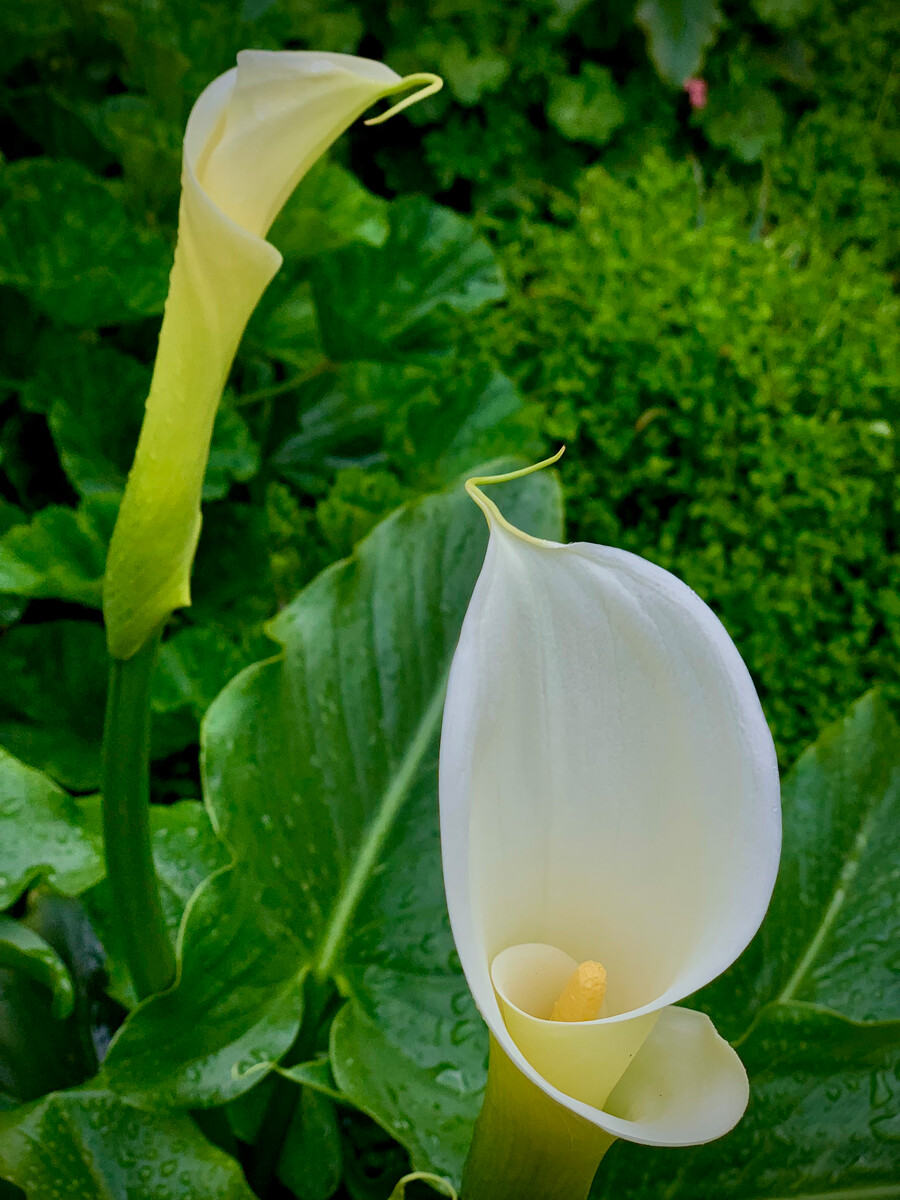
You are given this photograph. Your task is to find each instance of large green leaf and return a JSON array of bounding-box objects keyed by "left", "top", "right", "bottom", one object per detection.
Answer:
[
  {"left": 0, "top": 894, "right": 108, "bottom": 1107},
  {"left": 311, "top": 198, "right": 505, "bottom": 361},
  {"left": 0, "top": 158, "right": 169, "bottom": 327},
  {"left": 268, "top": 158, "right": 388, "bottom": 261},
  {"left": 593, "top": 1007, "right": 900, "bottom": 1199},
  {"left": 24, "top": 336, "right": 259, "bottom": 503},
  {"left": 0, "top": 621, "right": 108, "bottom": 791},
  {"left": 272, "top": 362, "right": 538, "bottom": 490},
  {"left": 0, "top": 621, "right": 251, "bottom": 791},
  {"left": 102, "top": 465, "right": 562, "bottom": 1109},
  {"left": 636, "top": 0, "right": 723, "bottom": 85},
  {"left": 0, "top": 1088, "right": 256, "bottom": 1199},
  {"left": 0, "top": 496, "right": 118, "bottom": 608},
  {"left": 100, "top": 866, "right": 305, "bottom": 1106},
  {"left": 82, "top": 799, "right": 230, "bottom": 1008},
  {"left": 0, "top": 751, "right": 103, "bottom": 910},
  {"left": 699, "top": 690, "right": 900, "bottom": 1037},
  {"left": 330, "top": 770, "right": 486, "bottom": 1182},
  {"left": 203, "top": 466, "right": 561, "bottom": 969},
  {"left": 0, "top": 916, "right": 74, "bottom": 1020}
]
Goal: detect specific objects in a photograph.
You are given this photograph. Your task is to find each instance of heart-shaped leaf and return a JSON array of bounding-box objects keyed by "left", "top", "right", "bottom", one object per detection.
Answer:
[
  {"left": 0, "top": 1088, "right": 256, "bottom": 1198},
  {"left": 102, "top": 465, "right": 562, "bottom": 1109}
]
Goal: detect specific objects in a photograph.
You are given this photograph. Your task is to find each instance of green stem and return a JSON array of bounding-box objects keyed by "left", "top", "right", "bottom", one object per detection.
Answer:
[
  {"left": 461, "top": 1038, "right": 614, "bottom": 1200},
  {"left": 247, "top": 976, "right": 334, "bottom": 1197},
  {"left": 101, "top": 629, "right": 176, "bottom": 1001}
]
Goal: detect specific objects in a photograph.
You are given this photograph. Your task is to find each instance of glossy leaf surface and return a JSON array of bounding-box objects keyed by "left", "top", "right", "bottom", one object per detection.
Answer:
[
  {"left": 0, "top": 753, "right": 103, "bottom": 909},
  {"left": 0, "top": 1089, "right": 256, "bottom": 1198},
  {"left": 102, "top": 466, "right": 561, "bottom": 1109}
]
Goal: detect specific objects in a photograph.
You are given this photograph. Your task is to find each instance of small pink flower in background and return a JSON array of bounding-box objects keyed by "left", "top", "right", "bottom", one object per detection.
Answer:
[{"left": 684, "top": 78, "right": 708, "bottom": 109}]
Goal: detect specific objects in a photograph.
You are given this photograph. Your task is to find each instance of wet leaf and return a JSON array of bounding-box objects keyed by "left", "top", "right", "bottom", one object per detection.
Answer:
[
  {"left": 700, "top": 690, "right": 900, "bottom": 1036},
  {"left": 311, "top": 198, "right": 505, "bottom": 361},
  {"left": 0, "top": 1088, "right": 256, "bottom": 1198},
  {"left": 0, "top": 752, "right": 103, "bottom": 910},
  {"left": 103, "top": 467, "right": 561, "bottom": 1109},
  {"left": 593, "top": 1006, "right": 900, "bottom": 1198}
]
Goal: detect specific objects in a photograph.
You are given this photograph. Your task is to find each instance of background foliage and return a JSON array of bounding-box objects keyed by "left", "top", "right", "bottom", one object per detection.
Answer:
[{"left": 0, "top": 0, "right": 897, "bottom": 1197}]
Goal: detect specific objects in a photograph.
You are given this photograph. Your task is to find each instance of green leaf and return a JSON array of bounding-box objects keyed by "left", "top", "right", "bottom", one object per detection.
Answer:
[
  {"left": 105, "top": 465, "right": 561, "bottom": 1110},
  {"left": 91, "top": 94, "right": 182, "bottom": 218},
  {"left": 547, "top": 65, "right": 627, "bottom": 146},
  {"left": 25, "top": 336, "right": 259, "bottom": 503},
  {"left": 0, "top": 1088, "right": 256, "bottom": 1199},
  {"left": 700, "top": 83, "right": 784, "bottom": 162},
  {"left": 332, "top": 1003, "right": 482, "bottom": 1186},
  {"left": 0, "top": 620, "right": 108, "bottom": 791},
  {"left": 269, "top": 158, "right": 388, "bottom": 260},
  {"left": 0, "top": 158, "right": 169, "bottom": 327},
  {"left": 700, "top": 690, "right": 900, "bottom": 1037},
  {"left": 82, "top": 799, "right": 230, "bottom": 1008},
  {"left": 752, "top": 0, "right": 817, "bottom": 30},
  {"left": 636, "top": 0, "right": 723, "bottom": 86},
  {"left": 273, "top": 363, "right": 537, "bottom": 492},
  {"left": 0, "top": 495, "right": 118, "bottom": 608},
  {"left": 395, "top": 367, "right": 541, "bottom": 488},
  {"left": 0, "top": 916, "right": 74, "bottom": 1019},
  {"left": 328, "top": 757, "right": 486, "bottom": 1183},
  {"left": 0, "top": 893, "right": 108, "bottom": 1105},
  {"left": 436, "top": 38, "right": 510, "bottom": 107},
  {"left": 152, "top": 624, "right": 268, "bottom": 754},
  {"left": 226, "top": 1071, "right": 342, "bottom": 1200},
  {"left": 278, "top": 1058, "right": 343, "bottom": 1103},
  {"left": 100, "top": 866, "right": 305, "bottom": 1106},
  {"left": 207, "top": 467, "right": 559, "bottom": 1147},
  {"left": 203, "top": 405, "right": 262, "bottom": 501},
  {"left": 244, "top": 279, "right": 324, "bottom": 369},
  {"left": 311, "top": 198, "right": 505, "bottom": 361},
  {"left": 0, "top": 751, "right": 103, "bottom": 910},
  {"left": 35, "top": 337, "right": 149, "bottom": 499},
  {"left": 278, "top": 1088, "right": 343, "bottom": 1200},
  {"left": 593, "top": 1006, "right": 900, "bottom": 1199},
  {"left": 700, "top": 82, "right": 787, "bottom": 164}
]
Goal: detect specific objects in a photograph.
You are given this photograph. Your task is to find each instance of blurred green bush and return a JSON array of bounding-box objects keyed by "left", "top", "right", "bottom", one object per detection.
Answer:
[{"left": 475, "top": 149, "right": 900, "bottom": 762}]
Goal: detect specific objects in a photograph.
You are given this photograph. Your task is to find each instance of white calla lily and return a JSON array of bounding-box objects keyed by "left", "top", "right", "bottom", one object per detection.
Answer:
[
  {"left": 439, "top": 455, "right": 781, "bottom": 1200},
  {"left": 103, "top": 51, "right": 440, "bottom": 659}
]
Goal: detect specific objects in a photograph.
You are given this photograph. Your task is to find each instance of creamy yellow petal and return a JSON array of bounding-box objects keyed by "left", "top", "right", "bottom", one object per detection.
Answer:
[{"left": 103, "top": 53, "right": 440, "bottom": 658}]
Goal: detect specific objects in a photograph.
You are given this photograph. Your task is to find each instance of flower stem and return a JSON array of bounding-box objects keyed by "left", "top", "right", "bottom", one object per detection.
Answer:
[
  {"left": 101, "top": 628, "right": 176, "bottom": 1001},
  {"left": 461, "top": 1038, "right": 614, "bottom": 1200},
  {"left": 247, "top": 975, "right": 335, "bottom": 1197}
]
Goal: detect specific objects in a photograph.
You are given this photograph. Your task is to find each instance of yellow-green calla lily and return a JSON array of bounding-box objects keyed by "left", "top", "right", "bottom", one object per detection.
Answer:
[
  {"left": 439, "top": 457, "right": 781, "bottom": 1200},
  {"left": 103, "top": 51, "right": 440, "bottom": 659}
]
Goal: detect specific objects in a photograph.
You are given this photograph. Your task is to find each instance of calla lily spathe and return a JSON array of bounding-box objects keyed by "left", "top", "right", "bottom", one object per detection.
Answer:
[
  {"left": 103, "top": 51, "right": 440, "bottom": 659},
  {"left": 439, "top": 457, "right": 781, "bottom": 1199}
]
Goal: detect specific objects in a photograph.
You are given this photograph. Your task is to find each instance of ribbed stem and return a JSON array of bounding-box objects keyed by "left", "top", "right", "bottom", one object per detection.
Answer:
[
  {"left": 461, "top": 1038, "right": 614, "bottom": 1200},
  {"left": 101, "top": 629, "right": 175, "bottom": 1000}
]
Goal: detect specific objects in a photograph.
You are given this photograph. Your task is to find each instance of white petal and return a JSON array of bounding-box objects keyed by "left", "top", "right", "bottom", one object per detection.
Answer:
[
  {"left": 602, "top": 1005, "right": 749, "bottom": 1145},
  {"left": 440, "top": 501, "right": 780, "bottom": 1138},
  {"left": 195, "top": 51, "right": 402, "bottom": 237}
]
